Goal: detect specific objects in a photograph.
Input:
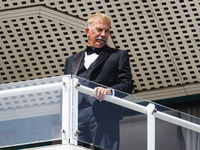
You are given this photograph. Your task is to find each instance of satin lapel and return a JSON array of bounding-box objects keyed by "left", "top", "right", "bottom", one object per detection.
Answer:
[
  {"left": 71, "top": 51, "right": 85, "bottom": 75},
  {"left": 93, "top": 51, "right": 110, "bottom": 70}
]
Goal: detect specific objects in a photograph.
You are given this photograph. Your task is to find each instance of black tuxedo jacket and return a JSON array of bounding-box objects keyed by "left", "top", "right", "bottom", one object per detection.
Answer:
[
  {"left": 64, "top": 45, "right": 133, "bottom": 118},
  {"left": 64, "top": 45, "right": 133, "bottom": 93}
]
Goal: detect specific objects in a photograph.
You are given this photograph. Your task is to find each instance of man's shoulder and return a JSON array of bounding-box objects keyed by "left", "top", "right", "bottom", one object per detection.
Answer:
[
  {"left": 106, "top": 46, "right": 128, "bottom": 54},
  {"left": 107, "top": 47, "right": 129, "bottom": 56},
  {"left": 66, "top": 50, "right": 85, "bottom": 60}
]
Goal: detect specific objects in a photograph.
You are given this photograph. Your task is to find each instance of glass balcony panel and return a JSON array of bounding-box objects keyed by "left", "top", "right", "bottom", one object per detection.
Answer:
[
  {"left": 154, "top": 103, "right": 200, "bottom": 150},
  {"left": 73, "top": 76, "right": 200, "bottom": 150},
  {"left": 120, "top": 109, "right": 147, "bottom": 150},
  {"left": 73, "top": 76, "right": 148, "bottom": 150},
  {"left": 0, "top": 76, "right": 63, "bottom": 148}
]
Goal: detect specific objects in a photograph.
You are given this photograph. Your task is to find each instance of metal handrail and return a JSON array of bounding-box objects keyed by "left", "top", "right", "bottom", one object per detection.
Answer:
[
  {"left": 0, "top": 82, "right": 62, "bottom": 98},
  {"left": 76, "top": 83, "right": 200, "bottom": 133}
]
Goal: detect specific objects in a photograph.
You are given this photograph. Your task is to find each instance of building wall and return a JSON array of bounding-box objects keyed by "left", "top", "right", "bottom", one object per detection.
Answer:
[{"left": 0, "top": 0, "right": 200, "bottom": 101}]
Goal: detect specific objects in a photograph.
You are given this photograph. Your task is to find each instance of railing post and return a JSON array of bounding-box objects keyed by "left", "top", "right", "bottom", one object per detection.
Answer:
[
  {"left": 61, "top": 76, "right": 79, "bottom": 145},
  {"left": 70, "top": 77, "right": 79, "bottom": 145},
  {"left": 147, "top": 103, "right": 155, "bottom": 150},
  {"left": 61, "top": 76, "right": 71, "bottom": 144}
]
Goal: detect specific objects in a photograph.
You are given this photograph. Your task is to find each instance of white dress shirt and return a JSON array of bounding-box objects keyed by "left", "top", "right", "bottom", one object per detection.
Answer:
[{"left": 84, "top": 51, "right": 99, "bottom": 69}]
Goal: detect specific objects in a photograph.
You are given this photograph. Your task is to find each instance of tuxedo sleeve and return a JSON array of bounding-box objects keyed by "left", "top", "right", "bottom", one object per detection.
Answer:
[
  {"left": 111, "top": 50, "right": 133, "bottom": 94},
  {"left": 64, "top": 56, "right": 73, "bottom": 75}
]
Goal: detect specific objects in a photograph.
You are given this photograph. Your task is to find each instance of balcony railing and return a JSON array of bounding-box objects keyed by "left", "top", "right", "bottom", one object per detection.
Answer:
[{"left": 0, "top": 75, "right": 199, "bottom": 150}]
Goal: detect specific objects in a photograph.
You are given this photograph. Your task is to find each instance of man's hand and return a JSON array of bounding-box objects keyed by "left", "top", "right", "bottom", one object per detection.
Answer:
[{"left": 93, "top": 87, "right": 111, "bottom": 101}]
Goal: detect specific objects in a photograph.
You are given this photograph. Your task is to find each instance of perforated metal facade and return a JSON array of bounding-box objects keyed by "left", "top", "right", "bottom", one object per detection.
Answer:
[{"left": 0, "top": 0, "right": 200, "bottom": 100}]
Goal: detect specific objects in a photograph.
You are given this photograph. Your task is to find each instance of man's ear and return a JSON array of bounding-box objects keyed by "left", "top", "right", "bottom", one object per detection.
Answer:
[{"left": 85, "top": 27, "right": 90, "bottom": 36}]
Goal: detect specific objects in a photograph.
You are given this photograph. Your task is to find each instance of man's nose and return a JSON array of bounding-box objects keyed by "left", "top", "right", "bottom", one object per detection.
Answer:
[{"left": 100, "top": 30, "right": 106, "bottom": 36}]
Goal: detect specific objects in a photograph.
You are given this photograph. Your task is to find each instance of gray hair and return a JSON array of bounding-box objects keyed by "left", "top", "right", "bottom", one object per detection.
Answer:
[{"left": 86, "top": 13, "right": 111, "bottom": 28}]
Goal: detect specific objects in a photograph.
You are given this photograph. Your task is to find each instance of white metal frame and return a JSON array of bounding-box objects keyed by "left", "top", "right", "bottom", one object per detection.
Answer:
[{"left": 61, "top": 76, "right": 78, "bottom": 145}]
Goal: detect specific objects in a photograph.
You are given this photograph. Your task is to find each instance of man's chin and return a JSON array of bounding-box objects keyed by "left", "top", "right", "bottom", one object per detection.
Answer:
[
  {"left": 90, "top": 42, "right": 106, "bottom": 48},
  {"left": 95, "top": 43, "right": 106, "bottom": 48}
]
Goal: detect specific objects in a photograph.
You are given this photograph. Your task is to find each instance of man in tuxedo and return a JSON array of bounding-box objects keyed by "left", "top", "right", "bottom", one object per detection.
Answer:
[{"left": 64, "top": 13, "right": 133, "bottom": 150}]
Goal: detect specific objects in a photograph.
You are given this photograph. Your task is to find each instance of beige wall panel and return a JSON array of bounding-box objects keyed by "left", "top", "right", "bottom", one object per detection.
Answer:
[
  {"left": 173, "top": 54, "right": 200, "bottom": 83},
  {"left": 0, "top": 7, "right": 87, "bottom": 83},
  {"left": 134, "top": 86, "right": 187, "bottom": 101},
  {"left": 184, "top": 83, "right": 200, "bottom": 95},
  {"left": 0, "top": 0, "right": 200, "bottom": 100}
]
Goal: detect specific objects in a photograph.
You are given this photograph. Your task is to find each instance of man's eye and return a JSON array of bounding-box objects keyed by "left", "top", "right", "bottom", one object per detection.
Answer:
[{"left": 97, "top": 29, "right": 103, "bottom": 32}]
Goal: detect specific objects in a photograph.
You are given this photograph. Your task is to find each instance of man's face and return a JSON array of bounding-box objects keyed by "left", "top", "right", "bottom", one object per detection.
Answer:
[{"left": 85, "top": 19, "right": 110, "bottom": 48}]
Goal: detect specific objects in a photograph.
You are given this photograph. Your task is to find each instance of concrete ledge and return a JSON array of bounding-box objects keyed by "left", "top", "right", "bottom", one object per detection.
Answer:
[{"left": 25, "top": 144, "right": 90, "bottom": 150}]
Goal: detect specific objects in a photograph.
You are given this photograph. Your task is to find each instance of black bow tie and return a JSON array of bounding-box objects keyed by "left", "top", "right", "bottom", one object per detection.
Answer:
[{"left": 86, "top": 46, "right": 102, "bottom": 55}]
